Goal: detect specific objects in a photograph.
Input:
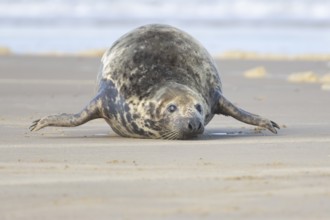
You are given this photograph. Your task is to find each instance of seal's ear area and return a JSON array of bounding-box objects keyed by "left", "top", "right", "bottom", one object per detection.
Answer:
[{"left": 213, "top": 93, "right": 280, "bottom": 134}]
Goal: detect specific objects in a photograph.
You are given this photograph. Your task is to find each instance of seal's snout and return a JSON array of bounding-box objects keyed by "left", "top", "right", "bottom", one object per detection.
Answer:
[{"left": 186, "top": 118, "right": 204, "bottom": 134}]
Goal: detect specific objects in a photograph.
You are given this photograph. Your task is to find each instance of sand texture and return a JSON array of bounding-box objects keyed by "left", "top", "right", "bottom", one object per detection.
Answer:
[{"left": 0, "top": 55, "right": 330, "bottom": 220}]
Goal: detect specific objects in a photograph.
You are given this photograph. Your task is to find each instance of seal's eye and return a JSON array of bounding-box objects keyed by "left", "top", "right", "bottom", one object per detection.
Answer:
[
  {"left": 167, "top": 104, "right": 177, "bottom": 113},
  {"left": 195, "top": 104, "right": 202, "bottom": 113}
]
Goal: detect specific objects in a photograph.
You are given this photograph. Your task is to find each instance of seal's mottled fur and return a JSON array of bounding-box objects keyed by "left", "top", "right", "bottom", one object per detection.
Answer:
[{"left": 30, "top": 24, "right": 279, "bottom": 139}]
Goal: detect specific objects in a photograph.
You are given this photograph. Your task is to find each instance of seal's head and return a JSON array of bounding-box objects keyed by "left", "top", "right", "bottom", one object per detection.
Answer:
[{"left": 152, "top": 83, "right": 206, "bottom": 140}]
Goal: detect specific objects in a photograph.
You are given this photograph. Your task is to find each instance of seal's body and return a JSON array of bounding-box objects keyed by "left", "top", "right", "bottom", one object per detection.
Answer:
[{"left": 30, "top": 24, "right": 279, "bottom": 139}]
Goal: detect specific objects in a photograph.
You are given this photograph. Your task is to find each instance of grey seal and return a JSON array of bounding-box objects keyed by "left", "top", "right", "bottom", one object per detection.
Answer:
[{"left": 30, "top": 24, "right": 279, "bottom": 139}]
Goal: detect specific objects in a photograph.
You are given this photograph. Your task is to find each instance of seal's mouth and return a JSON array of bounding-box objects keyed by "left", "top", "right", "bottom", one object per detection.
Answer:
[
  {"left": 160, "top": 122, "right": 204, "bottom": 140},
  {"left": 161, "top": 132, "right": 201, "bottom": 140},
  {"left": 181, "top": 127, "right": 204, "bottom": 140},
  {"left": 180, "top": 133, "right": 201, "bottom": 140}
]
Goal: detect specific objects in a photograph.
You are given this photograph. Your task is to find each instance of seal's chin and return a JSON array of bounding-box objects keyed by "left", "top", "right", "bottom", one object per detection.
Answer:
[
  {"left": 180, "top": 132, "right": 203, "bottom": 140},
  {"left": 160, "top": 125, "right": 204, "bottom": 140},
  {"left": 181, "top": 126, "right": 205, "bottom": 140}
]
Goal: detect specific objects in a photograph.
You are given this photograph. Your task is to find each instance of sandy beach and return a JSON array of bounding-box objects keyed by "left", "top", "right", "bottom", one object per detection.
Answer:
[{"left": 0, "top": 55, "right": 329, "bottom": 219}]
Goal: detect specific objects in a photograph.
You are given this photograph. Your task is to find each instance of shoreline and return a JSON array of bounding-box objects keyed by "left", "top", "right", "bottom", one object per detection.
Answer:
[{"left": 2, "top": 46, "right": 330, "bottom": 61}]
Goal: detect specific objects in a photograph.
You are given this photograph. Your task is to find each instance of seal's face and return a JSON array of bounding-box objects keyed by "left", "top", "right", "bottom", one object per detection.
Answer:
[{"left": 154, "top": 84, "right": 205, "bottom": 140}]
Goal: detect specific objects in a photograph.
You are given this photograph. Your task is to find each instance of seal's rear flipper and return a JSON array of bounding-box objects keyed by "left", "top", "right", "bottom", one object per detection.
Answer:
[
  {"left": 30, "top": 95, "right": 102, "bottom": 132},
  {"left": 214, "top": 94, "right": 280, "bottom": 134}
]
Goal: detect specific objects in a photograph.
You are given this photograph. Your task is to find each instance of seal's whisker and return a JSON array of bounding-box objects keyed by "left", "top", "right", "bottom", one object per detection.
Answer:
[
  {"left": 160, "top": 131, "right": 170, "bottom": 139},
  {"left": 161, "top": 130, "right": 179, "bottom": 140},
  {"left": 166, "top": 132, "right": 176, "bottom": 140},
  {"left": 166, "top": 130, "right": 180, "bottom": 140},
  {"left": 172, "top": 132, "right": 180, "bottom": 140},
  {"left": 163, "top": 132, "right": 175, "bottom": 140}
]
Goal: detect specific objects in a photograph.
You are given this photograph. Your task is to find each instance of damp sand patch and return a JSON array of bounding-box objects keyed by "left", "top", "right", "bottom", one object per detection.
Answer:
[
  {"left": 287, "top": 71, "right": 330, "bottom": 91},
  {"left": 0, "top": 46, "right": 11, "bottom": 55},
  {"left": 243, "top": 66, "right": 267, "bottom": 79},
  {"left": 287, "top": 71, "right": 319, "bottom": 83},
  {"left": 216, "top": 50, "right": 330, "bottom": 61}
]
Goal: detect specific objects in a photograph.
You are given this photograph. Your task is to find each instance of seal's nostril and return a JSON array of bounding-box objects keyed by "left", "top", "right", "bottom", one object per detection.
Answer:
[
  {"left": 198, "top": 122, "right": 202, "bottom": 130},
  {"left": 188, "top": 123, "right": 193, "bottom": 130}
]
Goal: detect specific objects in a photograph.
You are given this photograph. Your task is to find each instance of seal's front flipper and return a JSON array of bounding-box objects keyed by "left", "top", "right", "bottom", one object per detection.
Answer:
[
  {"left": 30, "top": 96, "right": 102, "bottom": 132},
  {"left": 214, "top": 94, "right": 280, "bottom": 134}
]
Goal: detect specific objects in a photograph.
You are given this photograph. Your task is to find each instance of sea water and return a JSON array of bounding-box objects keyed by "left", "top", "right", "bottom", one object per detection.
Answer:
[{"left": 1, "top": 0, "right": 330, "bottom": 55}]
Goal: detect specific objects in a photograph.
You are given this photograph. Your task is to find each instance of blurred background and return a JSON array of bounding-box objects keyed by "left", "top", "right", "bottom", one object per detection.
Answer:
[{"left": 1, "top": 0, "right": 330, "bottom": 55}]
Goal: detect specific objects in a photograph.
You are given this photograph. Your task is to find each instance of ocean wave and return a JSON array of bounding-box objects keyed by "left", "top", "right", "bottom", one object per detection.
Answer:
[
  {"left": 0, "top": 0, "right": 330, "bottom": 26},
  {"left": 1, "top": 0, "right": 330, "bottom": 54}
]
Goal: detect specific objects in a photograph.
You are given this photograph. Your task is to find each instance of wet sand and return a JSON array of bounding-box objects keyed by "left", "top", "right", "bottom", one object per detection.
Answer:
[{"left": 0, "top": 55, "right": 330, "bottom": 220}]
